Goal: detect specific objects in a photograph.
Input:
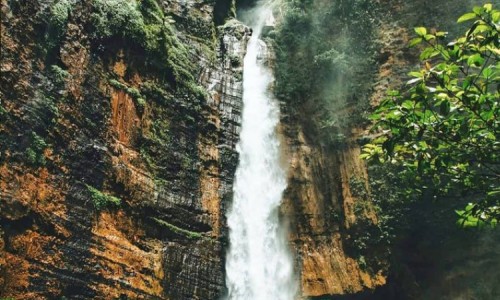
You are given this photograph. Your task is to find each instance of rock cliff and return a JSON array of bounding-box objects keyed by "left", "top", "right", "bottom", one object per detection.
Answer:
[{"left": 1, "top": 0, "right": 249, "bottom": 298}]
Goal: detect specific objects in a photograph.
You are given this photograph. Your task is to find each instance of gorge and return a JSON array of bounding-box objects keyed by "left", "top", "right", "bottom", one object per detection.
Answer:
[{"left": 1, "top": 0, "right": 499, "bottom": 299}]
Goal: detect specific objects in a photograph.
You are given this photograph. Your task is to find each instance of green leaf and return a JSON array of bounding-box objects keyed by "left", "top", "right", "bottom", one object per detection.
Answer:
[
  {"left": 457, "top": 12, "right": 477, "bottom": 23},
  {"left": 467, "top": 54, "right": 485, "bottom": 67},
  {"left": 401, "top": 100, "right": 414, "bottom": 110},
  {"left": 472, "top": 6, "right": 484, "bottom": 15},
  {"left": 414, "top": 27, "right": 427, "bottom": 36},
  {"left": 424, "top": 34, "right": 436, "bottom": 41},
  {"left": 483, "top": 3, "right": 492, "bottom": 12},
  {"left": 408, "top": 71, "right": 422, "bottom": 78},
  {"left": 420, "top": 47, "right": 436, "bottom": 60},
  {"left": 409, "top": 37, "right": 422, "bottom": 47},
  {"left": 493, "top": 11, "right": 500, "bottom": 22},
  {"left": 482, "top": 67, "right": 494, "bottom": 78}
]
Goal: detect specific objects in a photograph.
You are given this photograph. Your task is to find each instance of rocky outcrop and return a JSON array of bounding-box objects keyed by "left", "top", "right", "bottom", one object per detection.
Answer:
[
  {"left": 0, "top": 0, "right": 249, "bottom": 298},
  {"left": 281, "top": 118, "right": 386, "bottom": 298}
]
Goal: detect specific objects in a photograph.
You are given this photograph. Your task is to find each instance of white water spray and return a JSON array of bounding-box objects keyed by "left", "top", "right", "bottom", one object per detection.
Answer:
[{"left": 225, "top": 3, "right": 296, "bottom": 300}]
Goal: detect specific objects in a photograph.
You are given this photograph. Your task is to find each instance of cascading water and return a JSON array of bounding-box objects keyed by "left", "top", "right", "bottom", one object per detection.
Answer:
[{"left": 225, "top": 3, "right": 296, "bottom": 300}]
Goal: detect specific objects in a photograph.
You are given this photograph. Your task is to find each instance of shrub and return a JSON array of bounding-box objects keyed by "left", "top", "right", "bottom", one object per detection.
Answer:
[
  {"left": 91, "top": 0, "right": 144, "bottom": 40},
  {"left": 47, "top": 0, "right": 73, "bottom": 48}
]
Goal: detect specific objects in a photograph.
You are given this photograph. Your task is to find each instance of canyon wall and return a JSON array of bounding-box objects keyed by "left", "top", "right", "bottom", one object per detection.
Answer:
[{"left": 1, "top": 0, "right": 247, "bottom": 298}]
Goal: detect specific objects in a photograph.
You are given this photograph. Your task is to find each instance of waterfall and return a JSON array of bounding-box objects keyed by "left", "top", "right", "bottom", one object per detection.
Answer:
[{"left": 225, "top": 3, "right": 297, "bottom": 300}]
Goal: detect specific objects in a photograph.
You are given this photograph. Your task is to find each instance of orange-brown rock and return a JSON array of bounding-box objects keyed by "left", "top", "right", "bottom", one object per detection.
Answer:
[
  {"left": 281, "top": 124, "right": 385, "bottom": 297},
  {"left": 0, "top": 1, "right": 248, "bottom": 299}
]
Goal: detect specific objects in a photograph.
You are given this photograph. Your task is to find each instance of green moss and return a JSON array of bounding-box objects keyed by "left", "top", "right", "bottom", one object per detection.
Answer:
[
  {"left": 109, "top": 79, "right": 126, "bottom": 89},
  {"left": 25, "top": 132, "right": 47, "bottom": 167},
  {"left": 126, "top": 87, "right": 142, "bottom": 99},
  {"left": 141, "top": 81, "right": 171, "bottom": 105},
  {"left": 151, "top": 217, "right": 203, "bottom": 239},
  {"left": 46, "top": 0, "right": 73, "bottom": 48},
  {"left": 91, "top": 0, "right": 197, "bottom": 88},
  {"left": 86, "top": 184, "right": 121, "bottom": 210},
  {"left": 50, "top": 0, "right": 72, "bottom": 27},
  {"left": 50, "top": 65, "right": 69, "bottom": 85}
]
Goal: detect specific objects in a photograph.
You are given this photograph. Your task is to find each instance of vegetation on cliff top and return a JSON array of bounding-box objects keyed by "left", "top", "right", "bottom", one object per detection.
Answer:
[
  {"left": 362, "top": 4, "right": 499, "bottom": 227},
  {"left": 272, "top": 0, "right": 377, "bottom": 141}
]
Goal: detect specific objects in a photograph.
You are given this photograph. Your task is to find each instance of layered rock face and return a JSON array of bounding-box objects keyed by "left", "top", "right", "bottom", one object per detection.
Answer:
[
  {"left": 281, "top": 123, "right": 386, "bottom": 297},
  {"left": 0, "top": 0, "right": 249, "bottom": 298}
]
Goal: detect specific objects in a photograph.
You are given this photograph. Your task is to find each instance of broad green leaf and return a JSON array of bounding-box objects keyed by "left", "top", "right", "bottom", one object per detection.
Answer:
[
  {"left": 473, "top": 24, "right": 490, "bottom": 33},
  {"left": 414, "top": 27, "right": 427, "bottom": 36},
  {"left": 493, "top": 11, "right": 500, "bottom": 22},
  {"left": 409, "top": 37, "right": 422, "bottom": 47},
  {"left": 467, "top": 54, "right": 484, "bottom": 67},
  {"left": 440, "top": 101, "right": 451, "bottom": 115},
  {"left": 457, "top": 12, "right": 477, "bottom": 23},
  {"left": 424, "top": 34, "right": 436, "bottom": 41},
  {"left": 482, "top": 67, "right": 494, "bottom": 78},
  {"left": 408, "top": 71, "right": 423, "bottom": 78},
  {"left": 472, "top": 6, "right": 484, "bottom": 15},
  {"left": 401, "top": 100, "right": 414, "bottom": 110}
]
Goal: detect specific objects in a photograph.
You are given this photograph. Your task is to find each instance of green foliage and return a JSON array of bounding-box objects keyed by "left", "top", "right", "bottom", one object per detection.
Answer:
[
  {"left": 362, "top": 4, "right": 500, "bottom": 227},
  {"left": 151, "top": 217, "right": 203, "bottom": 239},
  {"left": 50, "top": 65, "right": 69, "bottom": 85},
  {"left": 90, "top": 0, "right": 201, "bottom": 95},
  {"left": 273, "top": 0, "right": 377, "bottom": 141},
  {"left": 47, "top": 0, "right": 73, "bottom": 47},
  {"left": 25, "top": 132, "right": 47, "bottom": 167},
  {"left": 86, "top": 184, "right": 121, "bottom": 210},
  {"left": 214, "top": 0, "right": 236, "bottom": 25},
  {"left": 91, "top": 0, "right": 144, "bottom": 40},
  {"left": 49, "top": 0, "right": 72, "bottom": 28},
  {"left": 109, "top": 79, "right": 146, "bottom": 113}
]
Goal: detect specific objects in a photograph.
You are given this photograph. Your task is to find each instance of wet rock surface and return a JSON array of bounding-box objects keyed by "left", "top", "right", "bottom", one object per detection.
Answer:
[{"left": 0, "top": 0, "right": 248, "bottom": 298}]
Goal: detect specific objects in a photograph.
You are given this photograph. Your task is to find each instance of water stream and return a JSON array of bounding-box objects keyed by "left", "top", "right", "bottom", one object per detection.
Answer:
[{"left": 225, "top": 3, "right": 296, "bottom": 300}]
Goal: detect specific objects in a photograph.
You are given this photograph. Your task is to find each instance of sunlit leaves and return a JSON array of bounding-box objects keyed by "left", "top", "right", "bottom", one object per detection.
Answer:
[
  {"left": 414, "top": 27, "right": 427, "bottom": 36},
  {"left": 363, "top": 4, "right": 500, "bottom": 227},
  {"left": 458, "top": 12, "right": 477, "bottom": 23}
]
